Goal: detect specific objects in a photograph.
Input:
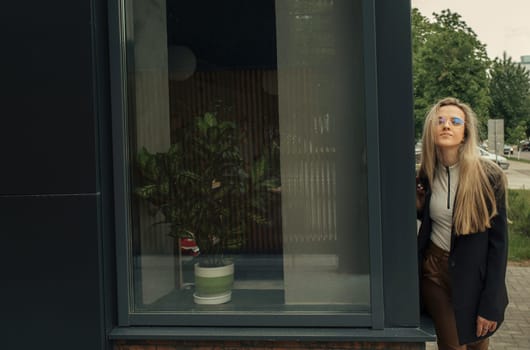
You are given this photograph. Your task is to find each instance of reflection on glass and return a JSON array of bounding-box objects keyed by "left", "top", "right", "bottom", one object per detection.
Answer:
[{"left": 127, "top": 0, "right": 370, "bottom": 314}]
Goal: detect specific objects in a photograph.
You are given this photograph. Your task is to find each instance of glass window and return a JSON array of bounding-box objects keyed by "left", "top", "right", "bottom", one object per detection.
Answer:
[{"left": 124, "top": 0, "right": 370, "bottom": 323}]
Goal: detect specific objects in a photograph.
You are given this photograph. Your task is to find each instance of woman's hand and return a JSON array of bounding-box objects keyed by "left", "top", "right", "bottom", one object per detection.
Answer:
[
  {"left": 476, "top": 315, "right": 497, "bottom": 337},
  {"left": 416, "top": 177, "right": 426, "bottom": 212}
]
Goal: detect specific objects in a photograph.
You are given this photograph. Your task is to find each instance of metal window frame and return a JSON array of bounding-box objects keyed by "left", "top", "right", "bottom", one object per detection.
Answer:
[{"left": 109, "top": 0, "right": 384, "bottom": 330}]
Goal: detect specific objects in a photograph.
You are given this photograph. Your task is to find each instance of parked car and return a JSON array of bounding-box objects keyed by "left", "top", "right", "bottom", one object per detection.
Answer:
[
  {"left": 520, "top": 141, "right": 530, "bottom": 151},
  {"left": 503, "top": 144, "right": 513, "bottom": 155},
  {"left": 478, "top": 147, "right": 509, "bottom": 170}
]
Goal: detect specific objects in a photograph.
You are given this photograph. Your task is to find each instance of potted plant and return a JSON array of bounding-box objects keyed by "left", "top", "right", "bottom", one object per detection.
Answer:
[{"left": 135, "top": 112, "right": 278, "bottom": 304}]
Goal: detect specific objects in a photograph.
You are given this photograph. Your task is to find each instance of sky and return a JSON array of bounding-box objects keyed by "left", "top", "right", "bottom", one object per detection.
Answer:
[{"left": 411, "top": 0, "right": 530, "bottom": 62}]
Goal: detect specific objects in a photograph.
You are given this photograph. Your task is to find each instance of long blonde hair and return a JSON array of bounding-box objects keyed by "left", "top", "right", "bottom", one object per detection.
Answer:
[{"left": 419, "top": 97, "right": 505, "bottom": 235}]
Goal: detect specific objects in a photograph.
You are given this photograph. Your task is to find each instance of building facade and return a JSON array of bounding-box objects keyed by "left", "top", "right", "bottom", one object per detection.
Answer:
[
  {"left": 0, "top": 0, "right": 433, "bottom": 349},
  {"left": 519, "top": 55, "right": 530, "bottom": 73}
]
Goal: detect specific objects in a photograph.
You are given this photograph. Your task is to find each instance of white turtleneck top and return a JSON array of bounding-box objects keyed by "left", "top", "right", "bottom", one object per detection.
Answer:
[{"left": 430, "top": 163, "right": 460, "bottom": 252}]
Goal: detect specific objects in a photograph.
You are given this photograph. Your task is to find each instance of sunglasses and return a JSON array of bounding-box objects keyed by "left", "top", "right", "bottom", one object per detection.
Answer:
[{"left": 437, "top": 116, "right": 465, "bottom": 127}]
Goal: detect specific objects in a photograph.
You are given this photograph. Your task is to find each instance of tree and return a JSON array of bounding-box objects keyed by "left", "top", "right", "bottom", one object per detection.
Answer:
[
  {"left": 489, "top": 52, "right": 530, "bottom": 143},
  {"left": 509, "top": 121, "right": 529, "bottom": 146},
  {"left": 412, "top": 9, "right": 491, "bottom": 139},
  {"left": 411, "top": 9, "right": 435, "bottom": 138}
]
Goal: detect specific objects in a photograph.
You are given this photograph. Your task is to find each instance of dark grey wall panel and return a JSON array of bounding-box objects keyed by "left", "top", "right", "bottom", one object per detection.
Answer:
[
  {"left": 375, "top": 0, "right": 420, "bottom": 326},
  {"left": 0, "top": 0, "right": 111, "bottom": 348},
  {"left": 0, "top": 0, "right": 96, "bottom": 195},
  {"left": 0, "top": 195, "right": 105, "bottom": 350}
]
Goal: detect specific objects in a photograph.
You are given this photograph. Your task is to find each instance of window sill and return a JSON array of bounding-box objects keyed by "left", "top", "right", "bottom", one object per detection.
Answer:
[{"left": 109, "top": 324, "right": 435, "bottom": 342}]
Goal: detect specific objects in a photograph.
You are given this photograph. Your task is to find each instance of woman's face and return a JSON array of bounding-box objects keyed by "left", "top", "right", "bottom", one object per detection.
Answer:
[{"left": 433, "top": 105, "right": 466, "bottom": 150}]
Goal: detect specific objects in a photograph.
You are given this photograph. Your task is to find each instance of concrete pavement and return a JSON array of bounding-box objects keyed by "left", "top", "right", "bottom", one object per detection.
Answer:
[
  {"left": 426, "top": 265, "right": 530, "bottom": 349},
  {"left": 505, "top": 157, "right": 530, "bottom": 190}
]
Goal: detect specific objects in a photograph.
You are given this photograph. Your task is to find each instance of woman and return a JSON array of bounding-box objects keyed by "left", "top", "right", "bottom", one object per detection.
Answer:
[{"left": 416, "top": 97, "right": 508, "bottom": 350}]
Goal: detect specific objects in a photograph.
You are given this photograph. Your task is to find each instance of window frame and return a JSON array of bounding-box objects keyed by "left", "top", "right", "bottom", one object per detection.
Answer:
[{"left": 109, "top": 0, "right": 384, "bottom": 329}]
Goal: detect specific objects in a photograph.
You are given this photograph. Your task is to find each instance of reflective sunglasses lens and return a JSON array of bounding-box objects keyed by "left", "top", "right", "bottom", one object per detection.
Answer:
[
  {"left": 452, "top": 117, "right": 465, "bottom": 126},
  {"left": 437, "top": 116, "right": 465, "bottom": 126}
]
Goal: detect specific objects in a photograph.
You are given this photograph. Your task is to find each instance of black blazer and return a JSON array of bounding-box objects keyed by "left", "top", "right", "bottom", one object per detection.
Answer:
[{"left": 417, "top": 162, "right": 509, "bottom": 345}]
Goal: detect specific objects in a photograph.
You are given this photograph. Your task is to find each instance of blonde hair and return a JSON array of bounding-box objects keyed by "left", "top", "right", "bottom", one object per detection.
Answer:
[{"left": 419, "top": 97, "right": 506, "bottom": 235}]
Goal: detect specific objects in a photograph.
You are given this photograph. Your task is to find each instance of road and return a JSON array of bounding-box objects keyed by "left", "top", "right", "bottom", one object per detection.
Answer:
[
  {"left": 505, "top": 153, "right": 530, "bottom": 190},
  {"left": 511, "top": 149, "right": 530, "bottom": 161}
]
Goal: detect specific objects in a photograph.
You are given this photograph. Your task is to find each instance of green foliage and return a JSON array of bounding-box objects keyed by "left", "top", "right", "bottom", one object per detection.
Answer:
[
  {"left": 507, "top": 189, "right": 530, "bottom": 261},
  {"left": 489, "top": 53, "right": 530, "bottom": 143},
  {"left": 507, "top": 189, "right": 530, "bottom": 238},
  {"left": 136, "top": 113, "right": 279, "bottom": 267},
  {"left": 411, "top": 9, "right": 434, "bottom": 138},
  {"left": 412, "top": 9, "right": 491, "bottom": 139},
  {"left": 508, "top": 232, "right": 530, "bottom": 262},
  {"left": 508, "top": 122, "right": 530, "bottom": 146}
]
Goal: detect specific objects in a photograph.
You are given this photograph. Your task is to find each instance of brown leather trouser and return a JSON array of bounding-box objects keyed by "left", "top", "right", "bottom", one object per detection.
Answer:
[{"left": 421, "top": 242, "right": 489, "bottom": 350}]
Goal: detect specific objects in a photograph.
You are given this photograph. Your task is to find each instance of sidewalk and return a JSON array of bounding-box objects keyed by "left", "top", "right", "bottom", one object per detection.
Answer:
[
  {"left": 505, "top": 158, "right": 530, "bottom": 189},
  {"left": 426, "top": 265, "right": 530, "bottom": 350}
]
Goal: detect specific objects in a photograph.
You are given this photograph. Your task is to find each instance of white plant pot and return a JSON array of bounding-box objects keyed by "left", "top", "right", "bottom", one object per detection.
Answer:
[{"left": 193, "top": 262, "right": 234, "bottom": 304}]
